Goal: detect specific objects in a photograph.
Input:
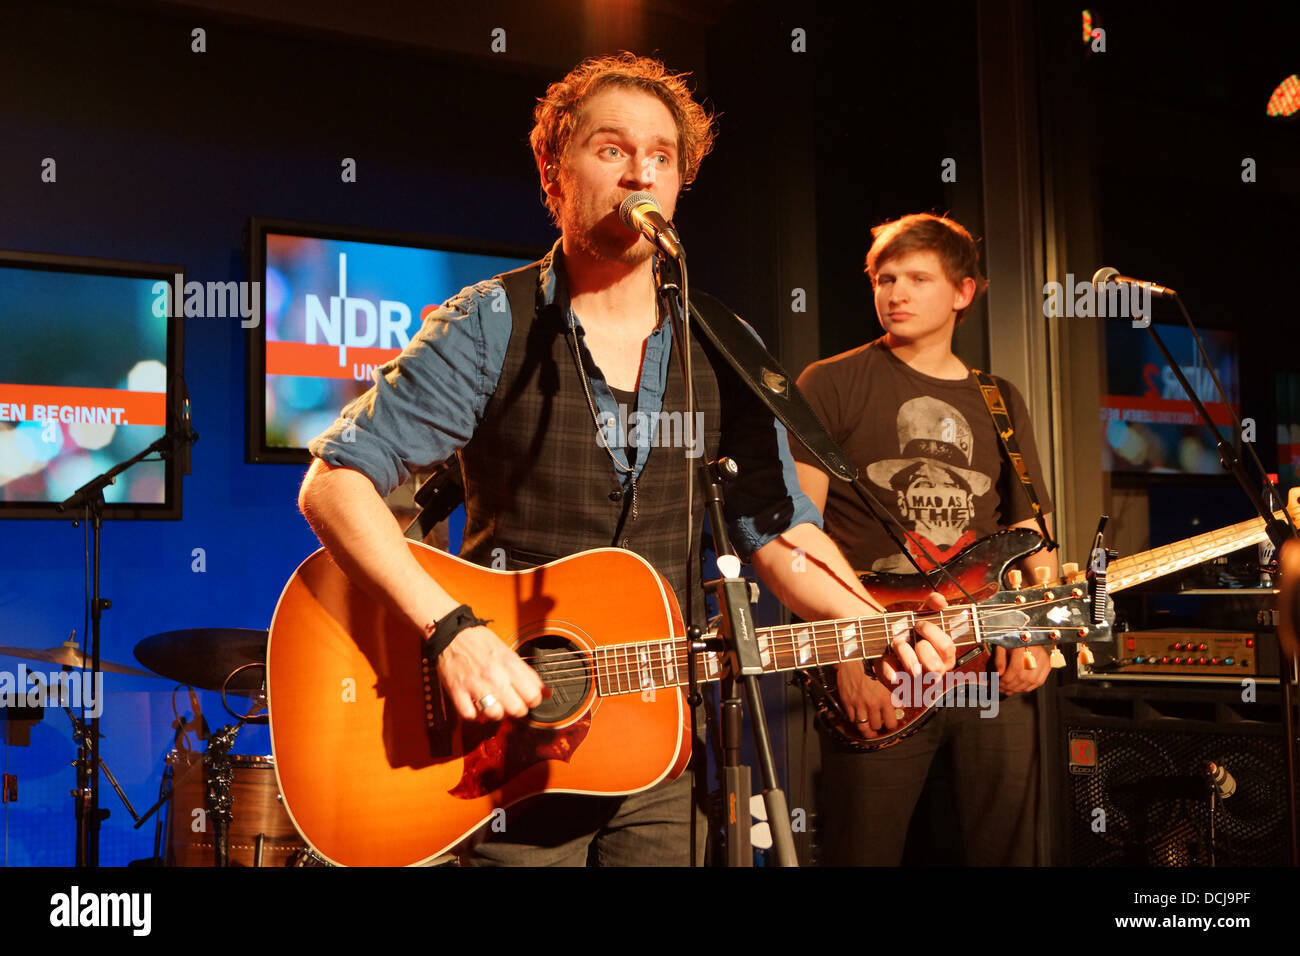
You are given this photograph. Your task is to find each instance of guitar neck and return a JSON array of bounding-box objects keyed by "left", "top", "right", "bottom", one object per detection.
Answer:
[
  {"left": 1105, "top": 509, "right": 1284, "bottom": 592},
  {"left": 591, "top": 605, "right": 982, "bottom": 697},
  {"left": 590, "top": 504, "right": 1296, "bottom": 698}
]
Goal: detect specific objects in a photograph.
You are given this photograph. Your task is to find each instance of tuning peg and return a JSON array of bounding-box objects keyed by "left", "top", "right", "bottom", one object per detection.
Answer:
[
  {"left": 1007, "top": 569, "right": 1023, "bottom": 590},
  {"left": 1033, "top": 566, "right": 1051, "bottom": 586},
  {"left": 1077, "top": 643, "right": 1095, "bottom": 668},
  {"left": 1022, "top": 649, "right": 1038, "bottom": 670},
  {"left": 1061, "top": 562, "right": 1079, "bottom": 583},
  {"left": 1049, "top": 646, "right": 1067, "bottom": 668}
]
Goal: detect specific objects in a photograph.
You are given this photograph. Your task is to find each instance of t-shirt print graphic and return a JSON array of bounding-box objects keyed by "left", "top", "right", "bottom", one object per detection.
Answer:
[{"left": 864, "top": 397, "right": 994, "bottom": 573}]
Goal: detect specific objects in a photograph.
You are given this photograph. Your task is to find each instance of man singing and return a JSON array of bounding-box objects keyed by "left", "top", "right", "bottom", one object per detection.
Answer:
[{"left": 298, "top": 54, "right": 955, "bottom": 866}]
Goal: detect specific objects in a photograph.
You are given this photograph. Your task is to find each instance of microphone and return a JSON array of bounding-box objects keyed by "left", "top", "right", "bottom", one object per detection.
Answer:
[
  {"left": 174, "top": 376, "right": 198, "bottom": 477},
  {"left": 618, "top": 191, "right": 685, "bottom": 261},
  {"left": 1205, "top": 761, "right": 1236, "bottom": 800},
  {"left": 179, "top": 394, "right": 193, "bottom": 476},
  {"left": 1091, "top": 267, "right": 1178, "bottom": 299}
]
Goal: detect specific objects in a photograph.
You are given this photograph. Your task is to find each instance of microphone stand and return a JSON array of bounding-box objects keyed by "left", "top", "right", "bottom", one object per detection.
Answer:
[
  {"left": 1205, "top": 764, "right": 1221, "bottom": 867},
  {"left": 1130, "top": 289, "right": 1298, "bottom": 863},
  {"left": 654, "top": 250, "right": 798, "bottom": 867},
  {"left": 645, "top": 223, "right": 1001, "bottom": 863},
  {"left": 58, "top": 418, "right": 197, "bottom": 867},
  {"left": 1137, "top": 297, "right": 1291, "bottom": 549}
]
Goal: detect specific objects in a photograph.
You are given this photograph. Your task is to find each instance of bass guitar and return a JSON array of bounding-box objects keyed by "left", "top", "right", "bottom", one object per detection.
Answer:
[
  {"left": 266, "top": 543, "right": 1108, "bottom": 866},
  {"left": 798, "top": 498, "right": 1299, "bottom": 751}
]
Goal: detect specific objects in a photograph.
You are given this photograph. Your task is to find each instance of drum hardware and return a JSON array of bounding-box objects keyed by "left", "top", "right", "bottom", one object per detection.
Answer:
[
  {"left": 61, "top": 705, "right": 145, "bottom": 861},
  {"left": 221, "top": 662, "right": 268, "bottom": 725},
  {"left": 203, "top": 663, "right": 271, "bottom": 865},
  {"left": 205, "top": 723, "right": 238, "bottom": 867},
  {"left": 0, "top": 636, "right": 165, "bottom": 867}
]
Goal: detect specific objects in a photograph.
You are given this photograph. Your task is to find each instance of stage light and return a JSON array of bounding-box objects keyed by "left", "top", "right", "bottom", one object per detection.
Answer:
[{"left": 1267, "top": 74, "right": 1300, "bottom": 117}]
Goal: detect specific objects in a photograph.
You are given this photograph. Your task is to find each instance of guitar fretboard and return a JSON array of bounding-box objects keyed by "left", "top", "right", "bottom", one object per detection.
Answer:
[
  {"left": 584, "top": 506, "right": 1295, "bottom": 698},
  {"left": 1105, "top": 509, "right": 1286, "bottom": 592},
  {"left": 590, "top": 604, "right": 989, "bottom": 697}
]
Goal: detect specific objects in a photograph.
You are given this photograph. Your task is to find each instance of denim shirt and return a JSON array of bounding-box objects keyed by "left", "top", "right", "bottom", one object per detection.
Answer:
[{"left": 310, "top": 239, "right": 822, "bottom": 560}]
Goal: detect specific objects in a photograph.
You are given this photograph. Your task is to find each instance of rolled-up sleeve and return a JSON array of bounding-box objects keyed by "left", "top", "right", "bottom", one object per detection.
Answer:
[
  {"left": 716, "top": 324, "right": 823, "bottom": 560},
  {"left": 308, "top": 279, "right": 511, "bottom": 496}
]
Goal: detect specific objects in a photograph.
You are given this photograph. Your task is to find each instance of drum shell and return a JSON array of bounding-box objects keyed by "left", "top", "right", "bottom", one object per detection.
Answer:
[{"left": 165, "top": 751, "right": 304, "bottom": 867}]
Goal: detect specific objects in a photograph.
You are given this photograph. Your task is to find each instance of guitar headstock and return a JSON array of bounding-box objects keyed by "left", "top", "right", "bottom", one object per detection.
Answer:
[{"left": 979, "top": 577, "right": 1113, "bottom": 650}]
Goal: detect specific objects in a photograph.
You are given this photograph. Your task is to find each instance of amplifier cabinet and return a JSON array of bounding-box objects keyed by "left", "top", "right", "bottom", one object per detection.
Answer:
[{"left": 1057, "top": 690, "right": 1290, "bottom": 866}]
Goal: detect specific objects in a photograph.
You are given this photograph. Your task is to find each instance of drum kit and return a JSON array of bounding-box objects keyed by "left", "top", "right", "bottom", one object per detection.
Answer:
[{"left": 0, "top": 628, "right": 319, "bottom": 867}]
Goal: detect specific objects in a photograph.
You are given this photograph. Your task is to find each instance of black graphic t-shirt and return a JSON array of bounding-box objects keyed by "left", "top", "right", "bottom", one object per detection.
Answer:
[{"left": 791, "top": 338, "right": 1052, "bottom": 573}]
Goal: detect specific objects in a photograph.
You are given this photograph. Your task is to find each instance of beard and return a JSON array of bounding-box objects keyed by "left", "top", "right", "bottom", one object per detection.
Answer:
[{"left": 559, "top": 193, "right": 661, "bottom": 268}]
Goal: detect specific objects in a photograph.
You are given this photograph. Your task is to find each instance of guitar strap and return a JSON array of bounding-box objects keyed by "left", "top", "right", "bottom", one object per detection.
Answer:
[{"left": 968, "top": 368, "right": 1057, "bottom": 551}]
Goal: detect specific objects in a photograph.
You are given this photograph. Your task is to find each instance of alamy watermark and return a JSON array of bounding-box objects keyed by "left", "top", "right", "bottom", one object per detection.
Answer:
[
  {"left": 49, "top": 886, "right": 150, "bottom": 935},
  {"left": 1042, "top": 272, "right": 1151, "bottom": 327},
  {"left": 598, "top": 403, "right": 705, "bottom": 459},
  {"left": 888, "top": 669, "right": 1000, "bottom": 718},
  {"left": 152, "top": 275, "right": 260, "bottom": 328},
  {"left": 0, "top": 665, "right": 103, "bottom": 718}
]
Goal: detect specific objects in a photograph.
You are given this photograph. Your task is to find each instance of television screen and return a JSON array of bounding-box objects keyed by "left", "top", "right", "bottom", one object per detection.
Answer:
[
  {"left": 246, "top": 219, "right": 537, "bottom": 463},
  {"left": 1102, "top": 323, "right": 1240, "bottom": 477},
  {"left": 0, "top": 252, "right": 184, "bottom": 519}
]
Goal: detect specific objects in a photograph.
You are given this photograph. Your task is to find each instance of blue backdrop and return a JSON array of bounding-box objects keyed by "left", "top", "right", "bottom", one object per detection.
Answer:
[{"left": 0, "top": 4, "right": 551, "bottom": 866}]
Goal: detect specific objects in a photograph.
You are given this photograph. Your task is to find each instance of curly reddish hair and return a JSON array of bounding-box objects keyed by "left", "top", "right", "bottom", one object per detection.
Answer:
[{"left": 529, "top": 52, "right": 717, "bottom": 222}]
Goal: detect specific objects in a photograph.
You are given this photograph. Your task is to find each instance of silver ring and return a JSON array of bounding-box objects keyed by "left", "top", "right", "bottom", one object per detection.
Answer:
[
  {"left": 474, "top": 693, "right": 499, "bottom": 713},
  {"left": 854, "top": 719, "right": 872, "bottom": 725}
]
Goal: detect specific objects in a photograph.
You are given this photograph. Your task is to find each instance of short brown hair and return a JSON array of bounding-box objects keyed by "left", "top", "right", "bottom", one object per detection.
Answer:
[
  {"left": 529, "top": 52, "right": 717, "bottom": 223},
  {"left": 865, "top": 213, "right": 989, "bottom": 323}
]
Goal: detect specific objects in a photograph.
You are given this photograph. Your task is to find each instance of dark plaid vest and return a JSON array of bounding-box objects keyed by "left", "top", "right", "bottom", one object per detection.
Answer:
[{"left": 457, "top": 257, "right": 724, "bottom": 623}]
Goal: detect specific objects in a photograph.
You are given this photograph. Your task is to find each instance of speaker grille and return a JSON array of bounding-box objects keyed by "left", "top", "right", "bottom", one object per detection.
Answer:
[{"left": 1064, "top": 723, "right": 1289, "bottom": 866}]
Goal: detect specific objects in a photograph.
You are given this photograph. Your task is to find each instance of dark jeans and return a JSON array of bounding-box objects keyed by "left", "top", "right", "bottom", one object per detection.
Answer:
[
  {"left": 459, "top": 771, "right": 705, "bottom": 866},
  {"left": 818, "top": 691, "right": 1039, "bottom": 866}
]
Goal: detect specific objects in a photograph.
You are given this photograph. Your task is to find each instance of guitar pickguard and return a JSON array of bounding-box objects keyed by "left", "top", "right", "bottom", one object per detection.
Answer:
[
  {"left": 450, "top": 715, "right": 592, "bottom": 799},
  {"left": 799, "top": 527, "right": 1045, "bottom": 751}
]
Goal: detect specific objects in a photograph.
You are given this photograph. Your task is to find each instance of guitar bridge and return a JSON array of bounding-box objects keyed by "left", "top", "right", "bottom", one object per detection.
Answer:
[{"left": 420, "top": 641, "right": 455, "bottom": 757}]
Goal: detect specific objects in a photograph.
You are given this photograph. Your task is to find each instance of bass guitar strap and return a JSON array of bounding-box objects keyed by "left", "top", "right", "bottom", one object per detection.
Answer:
[{"left": 969, "top": 367, "right": 1057, "bottom": 551}]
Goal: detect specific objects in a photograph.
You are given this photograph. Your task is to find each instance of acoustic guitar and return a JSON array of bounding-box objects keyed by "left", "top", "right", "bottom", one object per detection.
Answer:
[{"left": 266, "top": 543, "right": 1107, "bottom": 866}]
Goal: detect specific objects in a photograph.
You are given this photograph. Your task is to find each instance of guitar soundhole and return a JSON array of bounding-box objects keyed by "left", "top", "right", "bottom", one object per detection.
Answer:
[{"left": 519, "top": 635, "right": 591, "bottom": 725}]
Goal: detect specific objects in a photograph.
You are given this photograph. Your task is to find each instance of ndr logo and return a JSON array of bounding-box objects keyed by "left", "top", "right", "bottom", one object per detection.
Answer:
[{"left": 305, "top": 253, "right": 415, "bottom": 379}]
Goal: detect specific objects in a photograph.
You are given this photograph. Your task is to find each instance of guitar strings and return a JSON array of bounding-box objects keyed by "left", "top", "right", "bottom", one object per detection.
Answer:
[
  {"left": 515, "top": 595, "right": 1086, "bottom": 686},
  {"left": 520, "top": 595, "right": 1090, "bottom": 690},
  {"left": 531, "top": 626, "right": 1080, "bottom": 692},
  {"left": 511, "top": 591, "right": 1081, "bottom": 674}
]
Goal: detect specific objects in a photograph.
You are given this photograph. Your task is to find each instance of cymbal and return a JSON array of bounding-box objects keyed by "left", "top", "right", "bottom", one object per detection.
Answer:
[
  {"left": 133, "top": 628, "right": 268, "bottom": 694},
  {"left": 0, "top": 641, "right": 157, "bottom": 678}
]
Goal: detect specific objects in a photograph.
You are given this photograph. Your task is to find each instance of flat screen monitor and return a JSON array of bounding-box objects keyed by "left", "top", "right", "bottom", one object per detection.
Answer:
[
  {"left": 245, "top": 218, "right": 537, "bottom": 464},
  {"left": 1103, "top": 323, "right": 1240, "bottom": 478},
  {"left": 0, "top": 252, "right": 185, "bottom": 519}
]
